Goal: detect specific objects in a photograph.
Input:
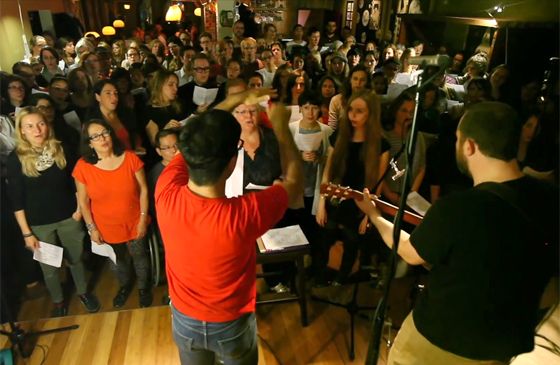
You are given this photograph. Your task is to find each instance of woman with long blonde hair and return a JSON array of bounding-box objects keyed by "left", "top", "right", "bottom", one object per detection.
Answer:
[
  {"left": 315, "top": 90, "right": 390, "bottom": 285},
  {"left": 6, "top": 107, "right": 99, "bottom": 317}
]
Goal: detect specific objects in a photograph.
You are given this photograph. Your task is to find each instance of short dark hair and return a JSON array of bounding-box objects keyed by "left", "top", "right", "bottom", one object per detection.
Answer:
[
  {"left": 93, "top": 79, "right": 118, "bottom": 96},
  {"left": 298, "top": 90, "right": 322, "bottom": 107},
  {"left": 180, "top": 45, "right": 196, "bottom": 57},
  {"left": 155, "top": 128, "right": 179, "bottom": 148},
  {"left": 458, "top": 101, "right": 521, "bottom": 161},
  {"left": 40, "top": 46, "right": 60, "bottom": 63},
  {"left": 247, "top": 72, "right": 264, "bottom": 83},
  {"left": 49, "top": 75, "right": 68, "bottom": 88},
  {"left": 28, "top": 92, "right": 55, "bottom": 106},
  {"left": 80, "top": 119, "right": 125, "bottom": 164},
  {"left": 179, "top": 109, "right": 241, "bottom": 185}
]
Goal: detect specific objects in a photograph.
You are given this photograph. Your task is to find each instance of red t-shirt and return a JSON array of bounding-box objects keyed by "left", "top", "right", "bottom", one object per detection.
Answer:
[
  {"left": 155, "top": 154, "right": 288, "bottom": 322},
  {"left": 73, "top": 151, "right": 143, "bottom": 243}
]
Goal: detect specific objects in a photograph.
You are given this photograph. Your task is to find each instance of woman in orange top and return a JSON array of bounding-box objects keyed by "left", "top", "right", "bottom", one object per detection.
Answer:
[{"left": 73, "top": 119, "right": 152, "bottom": 308}]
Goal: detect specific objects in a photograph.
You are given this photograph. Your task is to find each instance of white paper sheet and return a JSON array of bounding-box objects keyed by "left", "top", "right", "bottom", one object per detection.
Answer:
[
  {"left": 91, "top": 240, "right": 117, "bottom": 264},
  {"left": 225, "top": 149, "right": 244, "bottom": 198},
  {"left": 31, "top": 88, "right": 48, "bottom": 94},
  {"left": 406, "top": 191, "right": 431, "bottom": 216},
  {"left": 294, "top": 132, "right": 322, "bottom": 151},
  {"left": 395, "top": 73, "right": 413, "bottom": 86},
  {"left": 193, "top": 86, "right": 219, "bottom": 106},
  {"left": 260, "top": 225, "right": 309, "bottom": 251},
  {"left": 33, "top": 241, "right": 63, "bottom": 268},
  {"left": 245, "top": 183, "right": 270, "bottom": 191},
  {"left": 63, "top": 110, "right": 81, "bottom": 133}
]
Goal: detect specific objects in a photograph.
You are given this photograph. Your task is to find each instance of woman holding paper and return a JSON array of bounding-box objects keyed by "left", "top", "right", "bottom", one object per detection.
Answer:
[
  {"left": 144, "top": 70, "right": 187, "bottom": 147},
  {"left": 73, "top": 119, "right": 152, "bottom": 308},
  {"left": 6, "top": 107, "right": 99, "bottom": 317}
]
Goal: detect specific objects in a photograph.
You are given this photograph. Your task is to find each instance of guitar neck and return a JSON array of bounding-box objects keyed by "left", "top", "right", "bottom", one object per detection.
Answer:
[{"left": 340, "top": 188, "right": 424, "bottom": 226}]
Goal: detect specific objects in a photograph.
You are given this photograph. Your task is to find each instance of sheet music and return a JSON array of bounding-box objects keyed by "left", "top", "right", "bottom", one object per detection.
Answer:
[
  {"left": 225, "top": 149, "right": 244, "bottom": 198},
  {"left": 33, "top": 241, "right": 63, "bottom": 268},
  {"left": 193, "top": 86, "right": 219, "bottom": 106},
  {"left": 260, "top": 225, "right": 309, "bottom": 251},
  {"left": 406, "top": 191, "right": 431, "bottom": 216},
  {"left": 91, "top": 241, "right": 117, "bottom": 264},
  {"left": 63, "top": 110, "right": 81, "bottom": 133},
  {"left": 245, "top": 183, "right": 270, "bottom": 191},
  {"left": 294, "top": 131, "right": 322, "bottom": 152}
]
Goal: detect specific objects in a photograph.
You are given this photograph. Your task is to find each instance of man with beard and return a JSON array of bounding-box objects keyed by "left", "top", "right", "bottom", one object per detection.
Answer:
[{"left": 356, "top": 102, "right": 558, "bottom": 365}]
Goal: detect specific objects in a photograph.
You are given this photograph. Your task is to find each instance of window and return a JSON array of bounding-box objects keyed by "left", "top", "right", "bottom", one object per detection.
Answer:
[{"left": 346, "top": 1, "right": 354, "bottom": 29}]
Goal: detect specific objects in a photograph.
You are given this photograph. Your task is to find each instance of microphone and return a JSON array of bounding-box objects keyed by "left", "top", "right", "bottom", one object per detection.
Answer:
[{"left": 409, "top": 54, "right": 450, "bottom": 67}]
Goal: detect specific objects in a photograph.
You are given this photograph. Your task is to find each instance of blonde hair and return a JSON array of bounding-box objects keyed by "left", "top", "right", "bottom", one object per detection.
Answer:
[
  {"left": 15, "top": 107, "right": 66, "bottom": 177},
  {"left": 149, "top": 70, "right": 181, "bottom": 113}
]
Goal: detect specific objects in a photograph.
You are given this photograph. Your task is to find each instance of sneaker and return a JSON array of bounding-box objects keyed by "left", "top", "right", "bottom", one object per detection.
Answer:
[
  {"left": 51, "top": 302, "right": 67, "bottom": 317},
  {"left": 79, "top": 293, "right": 100, "bottom": 313},
  {"left": 270, "top": 282, "right": 289, "bottom": 294},
  {"left": 139, "top": 289, "right": 153, "bottom": 308},
  {"left": 113, "top": 285, "right": 133, "bottom": 308}
]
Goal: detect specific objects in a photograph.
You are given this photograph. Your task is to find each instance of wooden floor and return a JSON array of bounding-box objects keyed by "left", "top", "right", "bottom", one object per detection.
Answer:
[
  {"left": 2, "top": 298, "right": 395, "bottom": 365},
  {"left": 8, "top": 243, "right": 412, "bottom": 365}
]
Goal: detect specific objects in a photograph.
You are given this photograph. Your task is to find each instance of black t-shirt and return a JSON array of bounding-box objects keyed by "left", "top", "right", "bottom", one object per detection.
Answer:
[
  {"left": 6, "top": 146, "right": 78, "bottom": 226},
  {"left": 410, "top": 176, "right": 559, "bottom": 360},
  {"left": 332, "top": 139, "right": 391, "bottom": 228},
  {"left": 144, "top": 104, "right": 187, "bottom": 131}
]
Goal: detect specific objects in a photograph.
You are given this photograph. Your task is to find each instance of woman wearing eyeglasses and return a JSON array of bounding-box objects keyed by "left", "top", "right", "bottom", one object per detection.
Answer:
[
  {"left": 1, "top": 75, "right": 28, "bottom": 118},
  {"left": 73, "top": 119, "right": 152, "bottom": 308},
  {"left": 6, "top": 107, "right": 99, "bottom": 317}
]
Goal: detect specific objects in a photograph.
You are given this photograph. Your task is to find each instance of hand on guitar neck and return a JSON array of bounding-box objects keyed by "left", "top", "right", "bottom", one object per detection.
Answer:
[{"left": 319, "top": 183, "right": 423, "bottom": 226}]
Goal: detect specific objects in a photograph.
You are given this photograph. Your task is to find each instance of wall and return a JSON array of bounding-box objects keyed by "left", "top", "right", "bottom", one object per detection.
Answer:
[
  {"left": 0, "top": 0, "right": 67, "bottom": 71},
  {"left": 431, "top": 0, "right": 558, "bottom": 22}
]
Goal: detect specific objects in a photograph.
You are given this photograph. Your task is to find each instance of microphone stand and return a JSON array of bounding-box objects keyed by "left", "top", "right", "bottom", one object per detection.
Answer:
[
  {"left": 365, "top": 61, "right": 449, "bottom": 364},
  {"left": 0, "top": 289, "right": 79, "bottom": 359}
]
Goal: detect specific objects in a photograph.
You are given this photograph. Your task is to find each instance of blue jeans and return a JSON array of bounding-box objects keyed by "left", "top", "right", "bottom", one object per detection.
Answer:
[{"left": 171, "top": 304, "right": 258, "bottom": 365}]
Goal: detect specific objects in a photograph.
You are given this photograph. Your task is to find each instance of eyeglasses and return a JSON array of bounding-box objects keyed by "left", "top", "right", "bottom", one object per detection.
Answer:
[
  {"left": 89, "top": 129, "right": 111, "bottom": 141},
  {"left": 159, "top": 143, "right": 178, "bottom": 151},
  {"left": 37, "top": 105, "right": 53, "bottom": 111},
  {"left": 194, "top": 67, "right": 210, "bottom": 73},
  {"left": 234, "top": 109, "right": 258, "bottom": 116}
]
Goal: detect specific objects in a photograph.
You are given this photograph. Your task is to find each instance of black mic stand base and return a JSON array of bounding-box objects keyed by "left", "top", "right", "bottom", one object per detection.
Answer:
[{"left": 0, "top": 321, "right": 79, "bottom": 358}]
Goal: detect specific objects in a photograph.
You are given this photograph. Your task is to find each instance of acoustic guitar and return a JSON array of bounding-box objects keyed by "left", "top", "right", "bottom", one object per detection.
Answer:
[{"left": 320, "top": 183, "right": 424, "bottom": 226}]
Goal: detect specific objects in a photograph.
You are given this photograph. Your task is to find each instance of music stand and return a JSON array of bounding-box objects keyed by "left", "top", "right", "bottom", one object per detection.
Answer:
[{"left": 0, "top": 293, "right": 79, "bottom": 359}]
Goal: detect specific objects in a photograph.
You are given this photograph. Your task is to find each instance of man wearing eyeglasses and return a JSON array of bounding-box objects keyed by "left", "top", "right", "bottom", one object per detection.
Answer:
[
  {"left": 178, "top": 53, "right": 218, "bottom": 117},
  {"left": 155, "top": 89, "right": 303, "bottom": 365}
]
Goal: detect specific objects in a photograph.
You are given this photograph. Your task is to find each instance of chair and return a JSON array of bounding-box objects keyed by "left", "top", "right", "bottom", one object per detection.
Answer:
[{"left": 147, "top": 222, "right": 166, "bottom": 287}]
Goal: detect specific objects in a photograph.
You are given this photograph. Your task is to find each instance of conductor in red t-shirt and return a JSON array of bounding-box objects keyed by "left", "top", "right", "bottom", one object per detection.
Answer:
[{"left": 155, "top": 89, "right": 302, "bottom": 365}]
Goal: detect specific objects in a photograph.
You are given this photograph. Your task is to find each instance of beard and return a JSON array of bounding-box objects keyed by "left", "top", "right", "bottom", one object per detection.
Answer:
[{"left": 455, "top": 146, "right": 472, "bottom": 178}]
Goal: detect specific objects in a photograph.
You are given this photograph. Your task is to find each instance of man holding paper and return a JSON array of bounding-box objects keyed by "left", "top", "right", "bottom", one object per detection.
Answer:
[
  {"left": 178, "top": 53, "right": 219, "bottom": 117},
  {"left": 155, "top": 89, "right": 302, "bottom": 365}
]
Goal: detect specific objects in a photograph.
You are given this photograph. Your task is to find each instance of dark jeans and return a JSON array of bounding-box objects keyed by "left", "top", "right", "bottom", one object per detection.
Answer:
[{"left": 171, "top": 305, "right": 258, "bottom": 365}]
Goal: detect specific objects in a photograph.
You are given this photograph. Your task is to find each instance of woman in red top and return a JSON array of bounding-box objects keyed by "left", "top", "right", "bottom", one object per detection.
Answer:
[{"left": 73, "top": 119, "right": 152, "bottom": 308}]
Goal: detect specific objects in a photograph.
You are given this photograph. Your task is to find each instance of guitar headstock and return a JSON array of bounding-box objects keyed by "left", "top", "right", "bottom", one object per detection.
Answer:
[{"left": 320, "top": 183, "right": 362, "bottom": 201}]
